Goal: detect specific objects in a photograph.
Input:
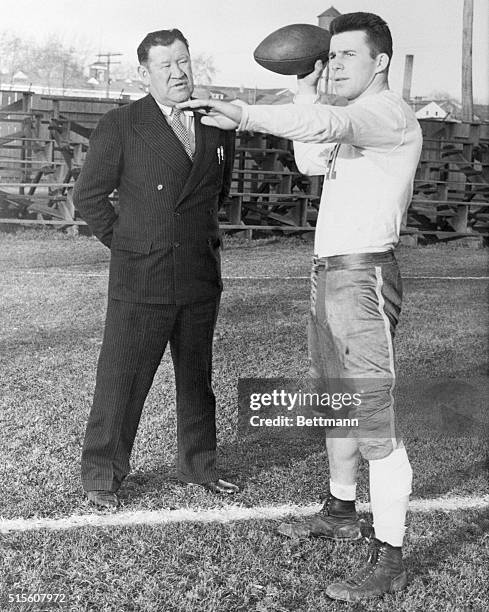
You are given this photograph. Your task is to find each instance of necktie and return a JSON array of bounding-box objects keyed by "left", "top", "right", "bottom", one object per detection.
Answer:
[{"left": 171, "top": 108, "right": 193, "bottom": 159}]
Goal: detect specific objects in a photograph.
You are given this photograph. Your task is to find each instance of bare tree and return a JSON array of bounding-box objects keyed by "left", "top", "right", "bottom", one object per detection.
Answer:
[
  {"left": 192, "top": 53, "right": 217, "bottom": 85},
  {"left": 0, "top": 31, "right": 26, "bottom": 76},
  {"left": 0, "top": 31, "right": 87, "bottom": 89},
  {"left": 111, "top": 52, "right": 218, "bottom": 88},
  {"left": 428, "top": 90, "right": 459, "bottom": 102},
  {"left": 34, "top": 35, "right": 85, "bottom": 90}
]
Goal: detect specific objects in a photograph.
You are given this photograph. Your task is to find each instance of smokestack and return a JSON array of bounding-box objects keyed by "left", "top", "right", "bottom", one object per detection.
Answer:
[
  {"left": 317, "top": 7, "right": 341, "bottom": 96},
  {"left": 402, "top": 55, "right": 414, "bottom": 103},
  {"left": 461, "top": 0, "right": 474, "bottom": 122}
]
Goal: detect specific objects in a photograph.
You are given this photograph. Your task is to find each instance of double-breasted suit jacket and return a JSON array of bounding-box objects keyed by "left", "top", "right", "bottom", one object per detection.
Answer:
[
  {"left": 74, "top": 93, "right": 235, "bottom": 304},
  {"left": 74, "top": 94, "right": 235, "bottom": 491}
]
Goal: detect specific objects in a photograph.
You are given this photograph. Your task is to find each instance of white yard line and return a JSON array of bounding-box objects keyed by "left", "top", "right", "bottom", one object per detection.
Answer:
[
  {"left": 1, "top": 271, "right": 489, "bottom": 281},
  {"left": 1, "top": 495, "right": 488, "bottom": 534},
  {"left": 227, "top": 276, "right": 489, "bottom": 281}
]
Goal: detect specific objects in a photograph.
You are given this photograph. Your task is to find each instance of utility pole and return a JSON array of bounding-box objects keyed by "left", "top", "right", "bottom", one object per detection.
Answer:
[
  {"left": 62, "top": 61, "right": 67, "bottom": 94},
  {"left": 96, "top": 52, "right": 123, "bottom": 98},
  {"left": 461, "top": 0, "right": 474, "bottom": 122}
]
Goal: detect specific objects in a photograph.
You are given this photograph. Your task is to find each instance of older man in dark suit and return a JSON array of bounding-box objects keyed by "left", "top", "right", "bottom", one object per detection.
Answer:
[{"left": 74, "top": 29, "right": 237, "bottom": 508}]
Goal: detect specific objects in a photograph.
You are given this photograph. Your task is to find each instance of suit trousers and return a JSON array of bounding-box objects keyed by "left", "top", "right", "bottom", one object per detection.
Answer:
[{"left": 81, "top": 295, "right": 221, "bottom": 492}]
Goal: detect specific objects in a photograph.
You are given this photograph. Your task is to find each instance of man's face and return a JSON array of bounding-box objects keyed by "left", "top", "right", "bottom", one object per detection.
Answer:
[
  {"left": 328, "top": 30, "right": 384, "bottom": 101},
  {"left": 138, "top": 40, "right": 194, "bottom": 106}
]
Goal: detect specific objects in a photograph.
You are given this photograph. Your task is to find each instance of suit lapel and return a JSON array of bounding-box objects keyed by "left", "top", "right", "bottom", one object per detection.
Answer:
[
  {"left": 132, "top": 95, "right": 222, "bottom": 206},
  {"left": 176, "top": 113, "right": 221, "bottom": 206},
  {"left": 133, "top": 95, "right": 192, "bottom": 176}
]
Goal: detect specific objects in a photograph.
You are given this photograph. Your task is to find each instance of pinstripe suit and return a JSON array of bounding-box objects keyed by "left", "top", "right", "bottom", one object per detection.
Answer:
[{"left": 74, "top": 94, "right": 234, "bottom": 491}]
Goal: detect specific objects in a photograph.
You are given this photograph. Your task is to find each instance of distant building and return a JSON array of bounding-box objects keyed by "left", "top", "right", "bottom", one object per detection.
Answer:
[
  {"left": 413, "top": 98, "right": 487, "bottom": 122},
  {"left": 89, "top": 61, "right": 108, "bottom": 83},
  {"left": 193, "top": 85, "right": 294, "bottom": 105},
  {"left": 318, "top": 6, "right": 341, "bottom": 30},
  {"left": 415, "top": 101, "right": 448, "bottom": 120},
  {"left": 12, "top": 70, "right": 28, "bottom": 82}
]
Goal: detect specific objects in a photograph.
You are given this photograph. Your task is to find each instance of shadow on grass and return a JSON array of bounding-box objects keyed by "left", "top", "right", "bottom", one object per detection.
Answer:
[
  {"left": 414, "top": 453, "right": 489, "bottom": 499},
  {"left": 122, "top": 466, "right": 181, "bottom": 496},
  {"left": 220, "top": 433, "right": 325, "bottom": 480},
  {"left": 0, "top": 324, "right": 105, "bottom": 358},
  {"left": 407, "top": 508, "right": 489, "bottom": 585},
  {"left": 122, "top": 433, "right": 326, "bottom": 502}
]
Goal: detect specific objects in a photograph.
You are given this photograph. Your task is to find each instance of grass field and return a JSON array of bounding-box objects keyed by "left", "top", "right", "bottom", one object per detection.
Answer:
[{"left": 0, "top": 231, "right": 488, "bottom": 611}]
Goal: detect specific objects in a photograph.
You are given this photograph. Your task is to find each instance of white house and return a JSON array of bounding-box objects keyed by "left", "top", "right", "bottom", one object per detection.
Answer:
[{"left": 415, "top": 101, "right": 448, "bottom": 120}]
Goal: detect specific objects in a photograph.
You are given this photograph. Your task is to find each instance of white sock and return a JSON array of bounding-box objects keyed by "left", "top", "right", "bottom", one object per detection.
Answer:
[
  {"left": 330, "top": 479, "right": 356, "bottom": 501},
  {"left": 369, "top": 447, "right": 413, "bottom": 547}
]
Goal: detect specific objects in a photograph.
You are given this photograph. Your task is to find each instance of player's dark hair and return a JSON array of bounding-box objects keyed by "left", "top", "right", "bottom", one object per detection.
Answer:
[
  {"left": 137, "top": 29, "right": 189, "bottom": 64},
  {"left": 329, "top": 12, "right": 393, "bottom": 61}
]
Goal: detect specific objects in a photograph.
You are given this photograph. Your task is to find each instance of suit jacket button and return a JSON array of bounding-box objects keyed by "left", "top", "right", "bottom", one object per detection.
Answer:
[
  {"left": 174, "top": 211, "right": 181, "bottom": 217},
  {"left": 157, "top": 184, "right": 163, "bottom": 190},
  {"left": 174, "top": 242, "right": 180, "bottom": 248}
]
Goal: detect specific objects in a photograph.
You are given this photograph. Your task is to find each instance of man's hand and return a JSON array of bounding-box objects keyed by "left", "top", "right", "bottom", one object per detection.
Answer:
[
  {"left": 297, "top": 59, "right": 325, "bottom": 95},
  {"left": 176, "top": 99, "right": 244, "bottom": 130}
]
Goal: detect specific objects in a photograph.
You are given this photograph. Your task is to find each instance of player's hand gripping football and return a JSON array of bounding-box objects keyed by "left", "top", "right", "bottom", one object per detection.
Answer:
[{"left": 297, "top": 59, "right": 326, "bottom": 95}]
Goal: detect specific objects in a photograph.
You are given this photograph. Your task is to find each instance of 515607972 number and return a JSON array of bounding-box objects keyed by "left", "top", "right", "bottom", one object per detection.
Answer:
[{"left": 6, "top": 592, "right": 69, "bottom": 606}]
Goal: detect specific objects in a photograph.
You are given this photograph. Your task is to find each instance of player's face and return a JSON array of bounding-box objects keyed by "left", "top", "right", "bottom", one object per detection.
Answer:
[
  {"left": 138, "top": 40, "right": 194, "bottom": 106},
  {"left": 329, "top": 30, "right": 383, "bottom": 101}
]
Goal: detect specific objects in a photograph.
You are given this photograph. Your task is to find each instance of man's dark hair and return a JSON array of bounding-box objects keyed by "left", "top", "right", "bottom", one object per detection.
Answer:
[
  {"left": 137, "top": 29, "right": 189, "bottom": 65},
  {"left": 329, "top": 12, "right": 393, "bottom": 61}
]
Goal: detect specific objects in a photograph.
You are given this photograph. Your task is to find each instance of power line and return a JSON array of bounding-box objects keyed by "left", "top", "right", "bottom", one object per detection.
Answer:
[{"left": 96, "top": 52, "right": 123, "bottom": 97}]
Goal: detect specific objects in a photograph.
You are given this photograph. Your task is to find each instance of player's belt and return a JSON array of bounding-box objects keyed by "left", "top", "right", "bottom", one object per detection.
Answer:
[{"left": 312, "top": 250, "right": 395, "bottom": 271}]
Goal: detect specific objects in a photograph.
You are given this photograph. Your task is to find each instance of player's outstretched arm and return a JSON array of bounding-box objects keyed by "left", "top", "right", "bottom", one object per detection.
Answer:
[
  {"left": 178, "top": 59, "right": 324, "bottom": 130},
  {"left": 176, "top": 99, "right": 243, "bottom": 130}
]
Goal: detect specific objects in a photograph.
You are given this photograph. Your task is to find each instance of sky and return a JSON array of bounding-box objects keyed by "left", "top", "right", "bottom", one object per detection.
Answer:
[{"left": 1, "top": 0, "right": 488, "bottom": 102}]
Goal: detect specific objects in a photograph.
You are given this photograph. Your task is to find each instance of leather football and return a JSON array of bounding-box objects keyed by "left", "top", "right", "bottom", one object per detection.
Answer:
[{"left": 253, "top": 24, "right": 331, "bottom": 76}]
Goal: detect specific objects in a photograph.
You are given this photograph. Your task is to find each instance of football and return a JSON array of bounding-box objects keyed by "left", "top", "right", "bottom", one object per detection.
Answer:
[{"left": 253, "top": 24, "right": 331, "bottom": 76}]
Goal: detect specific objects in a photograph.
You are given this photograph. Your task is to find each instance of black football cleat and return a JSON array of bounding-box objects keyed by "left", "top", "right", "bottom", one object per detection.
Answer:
[
  {"left": 326, "top": 537, "right": 408, "bottom": 602},
  {"left": 277, "top": 493, "right": 362, "bottom": 541}
]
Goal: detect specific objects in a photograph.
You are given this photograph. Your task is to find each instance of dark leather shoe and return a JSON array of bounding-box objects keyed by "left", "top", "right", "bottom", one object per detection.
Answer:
[
  {"left": 199, "top": 479, "right": 239, "bottom": 494},
  {"left": 87, "top": 490, "right": 120, "bottom": 509}
]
